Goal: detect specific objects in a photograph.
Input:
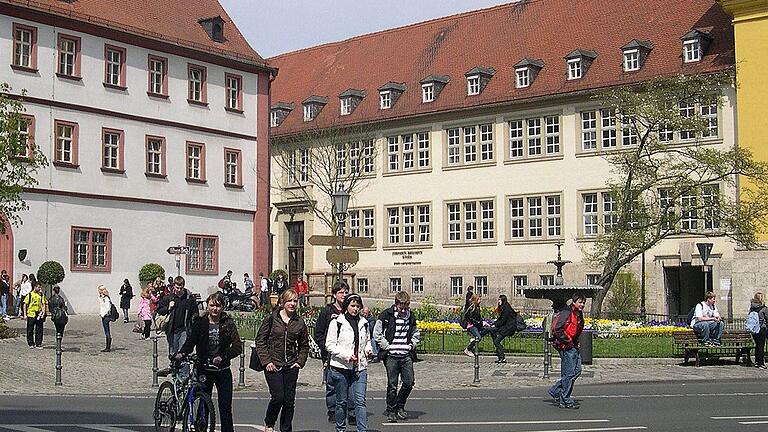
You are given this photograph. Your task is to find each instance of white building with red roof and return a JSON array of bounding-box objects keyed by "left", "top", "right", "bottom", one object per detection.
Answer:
[{"left": 1, "top": 0, "right": 274, "bottom": 312}]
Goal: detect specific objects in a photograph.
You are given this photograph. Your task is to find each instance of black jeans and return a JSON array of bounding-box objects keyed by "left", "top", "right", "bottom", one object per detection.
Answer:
[
  {"left": 264, "top": 367, "right": 299, "bottom": 432},
  {"left": 753, "top": 327, "right": 768, "bottom": 366},
  {"left": 143, "top": 320, "right": 152, "bottom": 339},
  {"left": 383, "top": 354, "right": 415, "bottom": 413},
  {"left": 26, "top": 317, "right": 43, "bottom": 347},
  {"left": 484, "top": 328, "right": 509, "bottom": 360},
  {"left": 54, "top": 321, "right": 66, "bottom": 337},
  {"left": 200, "top": 368, "right": 234, "bottom": 432}
]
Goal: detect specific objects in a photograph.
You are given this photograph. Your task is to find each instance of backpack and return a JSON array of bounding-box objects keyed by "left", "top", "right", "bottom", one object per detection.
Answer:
[
  {"left": 218, "top": 278, "right": 226, "bottom": 289},
  {"left": 745, "top": 310, "right": 761, "bottom": 334},
  {"left": 514, "top": 313, "right": 527, "bottom": 332},
  {"left": 686, "top": 304, "right": 698, "bottom": 326},
  {"left": 459, "top": 308, "right": 469, "bottom": 329},
  {"left": 109, "top": 303, "right": 119, "bottom": 321}
]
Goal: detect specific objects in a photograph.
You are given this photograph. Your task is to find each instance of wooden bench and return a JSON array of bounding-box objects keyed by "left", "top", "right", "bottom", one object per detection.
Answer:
[{"left": 672, "top": 330, "right": 755, "bottom": 367}]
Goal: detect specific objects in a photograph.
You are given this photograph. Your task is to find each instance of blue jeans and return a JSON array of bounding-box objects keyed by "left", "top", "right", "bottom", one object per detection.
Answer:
[
  {"left": 167, "top": 327, "right": 189, "bottom": 380},
  {"left": 0, "top": 293, "right": 7, "bottom": 316},
  {"left": 325, "top": 366, "right": 354, "bottom": 417},
  {"left": 329, "top": 367, "right": 368, "bottom": 432},
  {"left": 101, "top": 316, "right": 112, "bottom": 338},
  {"left": 549, "top": 347, "right": 582, "bottom": 405},
  {"left": 693, "top": 320, "right": 724, "bottom": 343}
]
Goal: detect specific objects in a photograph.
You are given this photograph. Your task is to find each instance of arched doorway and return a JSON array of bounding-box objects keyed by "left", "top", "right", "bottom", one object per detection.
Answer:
[{"left": 0, "top": 218, "right": 13, "bottom": 314}]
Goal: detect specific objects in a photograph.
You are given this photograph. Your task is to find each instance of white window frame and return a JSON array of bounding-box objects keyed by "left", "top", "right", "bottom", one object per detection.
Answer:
[
  {"left": 586, "top": 274, "right": 601, "bottom": 286},
  {"left": 507, "top": 193, "right": 562, "bottom": 241},
  {"left": 513, "top": 275, "right": 528, "bottom": 297},
  {"left": 422, "top": 83, "right": 435, "bottom": 103},
  {"left": 386, "top": 204, "right": 431, "bottom": 247},
  {"left": 106, "top": 48, "right": 123, "bottom": 86},
  {"left": 340, "top": 97, "right": 352, "bottom": 116},
  {"left": 349, "top": 208, "right": 375, "bottom": 242},
  {"left": 357, "top": 278, "right": 369, "bottom": 293},
  {"left": 149, "top": 58, "right": 164, "bottom": 94},
  {"left": 103, "top": 130, "right": 120, "bottom": 169},
  {"left": 623, "top": 49, "right": 640, "bottom": 72},
  {"left": 515, "top": 67, "right": 530, "bottom": 88},
  {"left": 446, "top": 123, "right": 494, "bottom": 167},
  {"left": 303, "top": 104, "right": 312, "bottom": 121},
  {"left": 411, "top": 277, "right": 424, "bottom": 293},
  {"left": 270, "top": 111, "right": 279, "bottom": 127},
  {"left": 540, "top": 275, "right": 555, "bottom": 286},
  {"left": 474, "top": 276, "right": 488, "bottom": 296},
  {"left": 446, "top": 198, "right": 495, "bottom": 244},
  {"left": 507, "top": 115, "right": 562, "bottom": 160},
  {"left": 380, "top": 90, "right": 391, "bottom": 109},
  {"left": 467, "top": 75, "right": 480, "bottom": 96},
  {"left": 389, "top": 278, "right": 402, "bottom": 293},
  {"left": 567, "top": 58, "right": 582, "bottom": 80},
  {"left": 450, "top": 276, "right": 463, "bottom": 297},
  {"left": 683, "top": 39, "right": 701, "bottom": 63}
]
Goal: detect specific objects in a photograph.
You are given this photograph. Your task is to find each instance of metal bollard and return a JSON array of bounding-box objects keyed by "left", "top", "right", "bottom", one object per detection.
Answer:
[
  {"left": 55, "top": 333, "right": 63, "bottom": 386},
  {"left": 472, "top": 339, "right": 480, "bottom": 384},
  {"left": 238, "top": 340, "right": 246, "bottom": 387},
  {"left": 152, "top": 335, "right": 159, "bottom": 388}
]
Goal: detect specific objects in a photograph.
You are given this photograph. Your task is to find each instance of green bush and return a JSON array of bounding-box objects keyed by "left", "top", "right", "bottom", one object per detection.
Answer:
[
  {"left": 269, "top": 269, "right": 288, "bottom": 281},
  {"left": 605, "top": 271, "right": 641, "bottom": 314},
  {"left": 0, "top": 317, "right": 20, "bottom": 339},
  {"left": 139, "top": 263, "right": 165, "bottom": 284},
  {"left": 37, "top": 261, "right": 65, "bottom": 285},
  {"left": 412, "top": 296, "right": 441, "bottom": 321}
]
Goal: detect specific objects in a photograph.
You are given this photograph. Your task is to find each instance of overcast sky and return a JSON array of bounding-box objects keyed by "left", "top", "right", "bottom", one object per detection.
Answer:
[{"left": 219, "top": 0, "right": 512, "bottom": 58}]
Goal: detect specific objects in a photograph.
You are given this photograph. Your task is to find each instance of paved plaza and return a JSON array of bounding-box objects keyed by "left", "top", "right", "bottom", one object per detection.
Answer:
[{"left": 1, "top": 315, "right": 765, "bottom": 396}]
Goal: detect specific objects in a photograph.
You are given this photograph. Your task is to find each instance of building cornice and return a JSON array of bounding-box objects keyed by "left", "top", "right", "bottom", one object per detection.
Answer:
[{"left": 719, "top": 0, "right": 768, "bottom": 22}]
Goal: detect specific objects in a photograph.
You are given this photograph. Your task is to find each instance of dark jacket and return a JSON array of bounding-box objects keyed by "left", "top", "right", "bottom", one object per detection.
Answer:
[
  {"left": 464, "top": 304, "right": 483, "bottom": 329},
  {"left": 255, "top": 310, "right": 309, "bottom": 369},
  {"left": 180, "top": 311, "right": 242, "bottom": 369},
  {"left": 315, "top": 302, "right": 342, "bottom": 360},
  {"left": 552, "top": 304, "right": 585, "bottom": 351},
  {"left": 493, "top": 303, "right": 517, "bottom": 337},
  {"left": 750, "top": 302, "right": 768, "bottom": 329},
  {"left": 373, "top": 305, "right": 421, "bottom": 360},
  {"left": 464, "top": 290, "right": 473, "bottom": 311},
  {"left": 156, "top": 288, "right": 198, "bottom": 333},
  {"left": 0, "top": 279, "right": 9, "bottom": 296},
  {"left": 119, "top": 284, "right": 134, "bottom": 310}
]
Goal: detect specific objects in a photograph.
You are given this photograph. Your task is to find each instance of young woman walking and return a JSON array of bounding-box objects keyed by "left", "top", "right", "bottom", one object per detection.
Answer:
[
  {"left": 749, "top": 292, "right": 768, "bottom": 369},
  {"left": 48, "top": 285, "right": 69, "bottom": 339},
  {"left": 255, "top": 289, "right": 310, "bottom": 432},
  {"left": 178, "top": 292, "right": 242, "bottom": 432},
  {"left": 137, "top": 286, "right": 153, "bottom": 340},
  {"left": 326, "top": 293, "right": 372, "bottom": 432},
  {"left": 119, "top": 279, "right": 134, "bottom": 323},
  {"left": 98, "top": 285, "right": 114, "bottom": 352}
]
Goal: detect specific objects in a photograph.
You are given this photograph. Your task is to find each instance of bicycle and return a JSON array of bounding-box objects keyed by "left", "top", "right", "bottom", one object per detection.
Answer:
[{"left": 153, "top": 354, "right": 216, "bottom": 432}]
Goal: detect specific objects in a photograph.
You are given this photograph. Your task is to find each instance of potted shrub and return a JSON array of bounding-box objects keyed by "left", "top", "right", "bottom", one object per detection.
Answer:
[
  {"left": 139, "top": 263, "right": 165, "bottom": 287},
  {"left": 37, "top": 260, "right": 65, "bottom": 298},
  {"left": 268, "top": 269, "right": 289, "bottom": 306}
]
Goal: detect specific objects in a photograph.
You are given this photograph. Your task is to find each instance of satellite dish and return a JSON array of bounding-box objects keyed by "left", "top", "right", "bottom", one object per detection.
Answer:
[{"left": 18, "top": 249, "right": 27, "bottom": 262}]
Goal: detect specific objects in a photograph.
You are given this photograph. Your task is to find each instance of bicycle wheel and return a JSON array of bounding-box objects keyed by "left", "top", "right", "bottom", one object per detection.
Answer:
[
  {"left": 182, "top": 391, "right": 216, "bottom": 432},
  {"left": 154, "top": 381, "right": 177, "bottom": 432}
]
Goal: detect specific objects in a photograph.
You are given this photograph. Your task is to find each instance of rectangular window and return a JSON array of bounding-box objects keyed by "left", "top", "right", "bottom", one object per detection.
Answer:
[
  {"left": 357, "top": 278, "right": 369, "bottom": 294},
  {"left": 387, "top": 136, "right": 399, "bottom": 171},
  {"left": 186, "top": 142, "right": 205, "bottom": 181},
  {"left": 567, "top": 58, "right": 582, "bottom": 80},
  {"left": 340, "top": 97, "right": 352, "bottom": 115},
  {"left": 447, "top": 128, "right": 460, "bottom": 165},
  {"left": 417, "top": 132, "right": 430, "bottom": 168},
  {"left": 659, "top": 188, "right": 675, "bottom": 231},
  {"left": 225, "top": 73, "right": 243, "bottom": 111},
  {"left": 528, "top": 196, "right": 542, "bottom": 238},
  {"left": 581, "top": 191, "right": 625, "bottom": 236},
  {"left": 464, "top": 126, "right": 477, "bottom": 163},
  {"left": 508, "top": 194, "right": 562, "bottom": 241},
  {"left": 387, "top": 204, "right": 431, "bottom": 246},
  {"left": 582, "top": 193, "right": 599, "bottom": 236},
  {"left": 680, "top": 190, "right": 698, "bottom": 231},
  {"left": 509, "top": 198, "right": 524, "bottom": 239},
  {"left": 602, "top": 192, "right": 618, "bottom": 233},
  {"left": 702, "top": 184, "right": 720, "bottom": 230},
  {"left": 303, "top": 105, "right": 312, "bottom": 121},
  {"left": 422, "top": 83, "right": 434, "bottom": 102},
  {"left": 186, "top": 234, "right": 218, "bottom": 274},
  {"left": 411, "top": 277, "right": 424, "bottom": 293},
  {"left": 16, "top": 115, "right": 34, "bottom": 158},
  {"left": 389, "top": 278, "right": 402, "bottom": 293},
  {"left": 71, "top": 227, "right": 111, "bottom": 272},
  {"left": 622, "top": 116, "right": 638, "bottom": 146},
  {"left": 54, "top": 120, "right": 78, "bottom": 166},
  {"left": 601, "top": 109, "right": 617, "bottom": 149},
  {"left": 540, "top": 275, "right": 555, "bottom": 286},
  {"left": 270, "top": 111, "right": 279, "bottom": 127},
  {"left": 701, "top": 101, "right": 718, "bottom": 138},
  {"left": 546, "top": 195, "right": 561, "bottom": 237},
  {"left": 509, "top": 120, "right": 524, "bottom": 158},
  {"left": 104, "top": 45, "right": 126, "bottom": 87},
  {"left": 683, "top": 39, "right": 701, "bottom": 63},
  {"left": 451, "top": 276, "right": 463, "bottom": 297},
  {"left": 515, "top": 67, "right": 530, "bottom": 88},
  {"left": 224, "top": 148, "right": 242, "bottom": 186},
  {"left": 57, "top": 34, "right": 80, "bottom": 77},
  {"left": 623, "top": 49, "right": 640, "bottom": 72},
  {"left": 380, "top": 91, "right": 391, "bottom": 109},
  {"left": 586, "top": 274, "right": 601, "bottom": 286},
  {"left": 581, "top": 111, "right": 597, "bottom": 150},
  {"left": 388, "top": 133, "right": 429, "bottom": 172},
  {"left": 362, "top": 140, "right": 374, "bottom": 174},
  {"left": 679, "top": 102, "right": 696, "bottom": 140},
  {"left": 447, "top": 124, "right": 493, "bottom": 167},
  {"left": 447, "top": 202, "right": 461, "bottom": 242},
  {"left": 467, "top": 75, "right": 480, "bottom": 95},
  {"left": 528, "top": 118, "right": 542, "bottom": 156},
  {"left": 464, "top": 201, "right": 477, "bottom": 241},
  {"left": 581, "top": 108, "right": 639, "bottom": 152},
  {"left": 300, "top": 148, "right": 310, "bottom": 182},
  {"left": 12, "top": 24, "right": 37, "bottom": 69},
  {"left": 188, "top": 64, "right": 207, "bottom": 103},
  {"left": 480, "top": 124, "right": 494, "bottom": 161},
  {"left": 145, "top": 136, "right": 165, "bottom": 176},
  {"left": 545, "top": 116, "right": 560, "bottom": 154},
  {"left": 402, "top": 134, "right": 414, "bottom": 169},
  {"left": 513, "top": 275, "right": 528, "bottom": 297},
  {"left": 101, "top": 128, "right": 123, "bottom": 171},
  {"left": 480, "top": 200, "right": 495, "bottom": 241},
  {"left": 447, "top": 199, "right": 495, "bottom": 244},
  {"left": 148, "top": 55, "right": 168, "bottom": 96},
  {"left": 474, "top": 276, "right": 488, "bottom": 296},
  {"left": 336, "top": 144, "right": 346, "bottom": 176},
  {"left": 350, "top": 208, "right": 375, "bottom": 241}
]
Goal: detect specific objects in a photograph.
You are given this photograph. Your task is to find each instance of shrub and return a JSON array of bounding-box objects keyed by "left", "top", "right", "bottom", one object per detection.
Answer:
[
  {"left": 412, "top": 296, "right": 441, "bottom": 321},
  {"left": 37, "top": 261, "right": 65, "bottom": 285},
  {"left": 139, "top": 263, "right": 165, "bottom": 285},
  {"left": 0, "top": 317, "right": 20, "bottom": 339},
  {"left": 605, "top": 271, "right": 641, "bottom": 315},
  {"left": 269, "top": 269, "right": 288, "bottom": 281}
]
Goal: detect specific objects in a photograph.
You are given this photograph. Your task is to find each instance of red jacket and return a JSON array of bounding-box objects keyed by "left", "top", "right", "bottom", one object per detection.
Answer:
[
  {"left": 552, "top": 304, "right": 584, "bottom": 351},
  {"left": 294, "top": 280, "right": 309, "bottom": 295}
]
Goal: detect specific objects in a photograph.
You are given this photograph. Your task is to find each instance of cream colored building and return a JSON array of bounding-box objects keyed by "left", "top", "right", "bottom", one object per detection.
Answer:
[{"left": 268, "top": 0, "right": 746, "bottom": 317}]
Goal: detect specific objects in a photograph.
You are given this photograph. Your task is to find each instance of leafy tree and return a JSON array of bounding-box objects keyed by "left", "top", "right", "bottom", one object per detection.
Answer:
[
  {"left": 585, "top": 70, "right": 768, "bottom": 317},
  {"left": 37, "top": 261, "right": 65, "bottom": 286},
  {"left": 0, "top": 83, "right": 49, "bottom": 233},
  {"left": 138, "top": 263, "right": 165, "bottom": 285},
  {"left": 604, "top": 272, "right": 641, "bottom": 315}
]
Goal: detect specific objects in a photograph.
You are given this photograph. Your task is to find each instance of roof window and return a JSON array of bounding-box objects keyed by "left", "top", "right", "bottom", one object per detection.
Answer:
[
  {"left": 513, "top": 58, "right": 544, "bottom": 88},
  {"left": 564, "top": 49, "right": 597, "bottom": 80},
  {"left": 302, "top": 96, "right": 328, "bottom": 122},
  {"left": 464, "top": 67, "right": 495, "bottom": 96},
  {"left": 198, "top": 16, "right": 226, "bottom": 43},
  {"left": 621, "top": 39, "right": 653, "bottom": 72},
  {"left": 681, "top": 29, "right": 712, "bottom": 63},
  {"left": 419, "top": 75, "right": 449, "bottom": 103}
]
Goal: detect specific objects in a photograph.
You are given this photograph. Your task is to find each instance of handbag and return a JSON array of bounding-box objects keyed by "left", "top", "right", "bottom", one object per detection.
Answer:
[
  {"left": 249, "top": 315, "right": 274, "bottom": 372},
  {"left": 153, "top": 313, "right": 170, "bottom": 332},
  {"left": 132, "top": 321, "right": 143, "bottom": 333}
]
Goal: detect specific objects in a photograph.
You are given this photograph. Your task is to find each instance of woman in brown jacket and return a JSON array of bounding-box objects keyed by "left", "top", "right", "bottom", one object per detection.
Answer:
[{"left": 255, "top": 289, "right": 309, "bottom": 432}]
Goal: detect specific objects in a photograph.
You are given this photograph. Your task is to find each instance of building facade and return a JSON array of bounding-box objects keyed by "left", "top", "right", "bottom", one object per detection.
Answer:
[
  {"left": 0, "top": 0, "right": 274, "bottom": 313},
  {"left": 268, "top": 0, "right": 744, "bottom": 316}
]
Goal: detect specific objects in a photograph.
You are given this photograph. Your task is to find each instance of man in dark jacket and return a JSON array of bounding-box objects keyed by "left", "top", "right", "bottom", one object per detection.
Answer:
[
  {"left": 314, "top": 281, "right": 351, "bottom": 423},
  {"left": 487, "top": 295, "right": 516, "bottom": 363},
  {"left": 548, "top": 292, "right": 586, "bottom": 409},
  {"left": 156, "top": 276, "right": 199, "bottom": 375}
]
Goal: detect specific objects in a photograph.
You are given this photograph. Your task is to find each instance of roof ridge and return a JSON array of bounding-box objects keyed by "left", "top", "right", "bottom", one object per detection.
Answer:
[{"left": 267, "top": 0, "right": 540, "bottom": 60}]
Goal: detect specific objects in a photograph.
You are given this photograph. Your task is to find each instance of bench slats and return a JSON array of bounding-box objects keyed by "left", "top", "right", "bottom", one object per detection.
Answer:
[{"left": 671, "top": 330, "right": 755, "bottom": 367}]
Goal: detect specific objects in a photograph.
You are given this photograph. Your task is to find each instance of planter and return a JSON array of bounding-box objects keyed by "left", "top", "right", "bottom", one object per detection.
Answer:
[{"left": 269, "top": 294, "right": 278, "bottom": 307}]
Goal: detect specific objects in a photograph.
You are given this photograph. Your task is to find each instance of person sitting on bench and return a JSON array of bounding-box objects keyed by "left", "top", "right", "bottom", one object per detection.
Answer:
[{"left": 691, "top": 291, "right": 723, "bottom": 347}]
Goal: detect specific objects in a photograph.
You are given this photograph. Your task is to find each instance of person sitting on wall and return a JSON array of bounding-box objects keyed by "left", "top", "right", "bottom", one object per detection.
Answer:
[{"left": 691, "top": 291, "right": 724, "bottom": 347}]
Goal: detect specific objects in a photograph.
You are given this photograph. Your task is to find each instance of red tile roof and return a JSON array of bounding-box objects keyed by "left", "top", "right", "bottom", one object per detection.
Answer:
[
  {"left": 269, "top": 0, "right": 734, "bottom": 136},
  {"left": 3, "top": 0, "right": 268, "bottom": 67}
]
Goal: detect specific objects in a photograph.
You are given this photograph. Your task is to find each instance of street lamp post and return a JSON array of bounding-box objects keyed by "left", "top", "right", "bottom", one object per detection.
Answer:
[
  {"left": 332, "top": 187, "right": 351, "bottom": 283},
  {"left": 640, "top": 250, "right": 646, "bottom": 320},
  {"left": 697, "top": 242, "right": 714, "bottom": 295}
]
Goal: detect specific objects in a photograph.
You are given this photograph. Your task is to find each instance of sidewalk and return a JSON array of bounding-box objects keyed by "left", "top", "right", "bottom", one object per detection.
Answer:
[{"left": 1, "top": 315, "right": 764, "bottom": 395}]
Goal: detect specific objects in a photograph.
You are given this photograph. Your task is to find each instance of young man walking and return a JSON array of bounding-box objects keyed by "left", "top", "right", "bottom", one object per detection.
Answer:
[
  {"left": 156, "top": 276, "right": 198, "bottom": 377},
  {"left": 315, "top": 281, "right": 354, "bottom": 424},
  {"left": 259, "top": 272, "right": 270, "bottom": 307},
  {"left": 548, "top": 292, "right": 586, "bottom": 409},
  {"left": 374, "top": 291, "right": 421, "bottom": 423}
]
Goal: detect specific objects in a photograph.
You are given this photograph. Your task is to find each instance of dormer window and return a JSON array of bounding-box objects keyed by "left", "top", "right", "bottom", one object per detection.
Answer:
[
  {"left": 513, "top": 59, "right": 543, "bottom": 89},
  {"left": 338, "top": 89, "right": 365, "bottom": 116},
  {"left": 422, "top": 83, "right": 435, "bottom": 102},
  {"left": 621, "top": 39, "right": 653, "bottom": 72},
  {"left": 681, "top": 30, "right": 712, "bottom": 63},
  {"left": 270, "top": 102, "right": 294, "bottom": 127},
  {"left": 378, "top": 82, "right": 406, "bottom": 110},
  {"left": 340, "top": 98, "right": 352, "bottom": 115},
  {"left": 303, "top": 105, "right": 313, "bottom": 121},
  {"left": 567, "top": 58, "right": 582, "bottom": 80},
  {"left": 198, "top": 16, "right": 225, "bottom": 43},
  {"left": 270, "top": 111, "right": 279, "bottom": 127},
  {"left": 467, "top": 75, "right": 480, "bottom": 95},
  {"left": 302, "top": 96, "right": 328, "bottom": 122},
  {"left": 380, "top": 91, "right": 391, "bottom": 109},
  {"left": 564, "top": 49, "right": 597, "bottom": 80}
]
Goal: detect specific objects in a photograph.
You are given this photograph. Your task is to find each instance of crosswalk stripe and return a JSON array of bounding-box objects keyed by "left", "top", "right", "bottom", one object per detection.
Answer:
[
  {"left": 712, "top": 415, "right": 768, "bottom": 419},
  {"left": 80, "top": 426, "right": 143, "bottom": 432},
  {"left": 739, "top": 421, "right": 768, "bottom": 425},
  {"left": 2, "top": 427, "right": 56, "bottom": 432},
  {"left": 380, "top": 419, "right": 611, "bottom": 426}
]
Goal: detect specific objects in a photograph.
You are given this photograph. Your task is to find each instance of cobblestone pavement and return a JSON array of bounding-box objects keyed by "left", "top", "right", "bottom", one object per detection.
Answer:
[{"left": 2, "top": 315, "right": 765, "bottom": 395}]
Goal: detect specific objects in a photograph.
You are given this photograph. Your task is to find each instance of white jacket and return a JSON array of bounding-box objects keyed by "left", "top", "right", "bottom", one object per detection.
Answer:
[
  {"left": 326, "top": 313, "right": 372, "bottom": 371},
  {"left": 99, "top": 295, "right": 112, "bottom": 318}
]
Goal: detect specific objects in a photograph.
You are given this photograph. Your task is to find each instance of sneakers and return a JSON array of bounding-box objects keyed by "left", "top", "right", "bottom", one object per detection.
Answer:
[
  {"left": 396, "top": 409, "right": 409, "bottom": 420},
  {"left": 495, "top": 358, "right": 507, "bottom": 364},
  {"left": 386, "top": 411, "right": 398, "bottom": 423},
  {"left": 703, "top": 341, "right": 714, "bottom": 347},
  {"left": 463, "top": 348, "right": 474, "bottom": 357},
  {"left": 712, "top": 340, "right": 722, "bottom": 346},
  {"left": 327, "top": 411, "right": 334, "bottom": 423},
  {"left": 35, "top": 345, "right": 43, "bottom": 350},
  {"left": 759, "top": 365, "right": 768, "bottom": 370},
  {"left": 559, "top": 402, "right": 580, "bottom": 409},
  {"left": 348, "top": 416, "right": 357, "bottom": 426},
  {"left": 264, "top": 426, "right": 274, "bottom": 432}
]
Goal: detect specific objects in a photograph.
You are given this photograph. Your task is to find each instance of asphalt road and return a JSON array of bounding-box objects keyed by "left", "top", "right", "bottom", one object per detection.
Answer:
[{"left": 1, "top": 380, "right": 766, "bottom": 431}]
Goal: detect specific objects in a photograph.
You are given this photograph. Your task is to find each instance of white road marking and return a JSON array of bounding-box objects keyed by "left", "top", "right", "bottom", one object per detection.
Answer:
[
  {"left": 2, "top": 427, "right": 57, "bottom": 432},
  {"left": 712, "top": 415, "right": 768, "bottom": 419},
  {"left": 380, "top": 419, "right": 611, "bottom": 426},
  {"left": 739, "top": 421, "right": 768, "bottom": 425},
  {"left": 382, "top": 427, "right": 647, "bottom": 432}
]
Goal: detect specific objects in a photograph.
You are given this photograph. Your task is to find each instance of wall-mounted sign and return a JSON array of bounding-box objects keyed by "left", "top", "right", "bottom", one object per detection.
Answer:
[{"left": 392, "top": 250, "right": 423, "bottom": 266}]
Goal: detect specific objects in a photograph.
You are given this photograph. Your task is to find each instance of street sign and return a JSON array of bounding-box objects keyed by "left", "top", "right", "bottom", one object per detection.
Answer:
[
  {"left": 696, "top": 242, "right": 713, "bottom": 265},
  {"left": 166, "top": 245, "right": 190, "bottom": 255},
  {"left": 326, "top": 248, "right": 359, "bottom": 264},
  {"left": 308, "top": 235, "right": 374, "bottom": 248}
]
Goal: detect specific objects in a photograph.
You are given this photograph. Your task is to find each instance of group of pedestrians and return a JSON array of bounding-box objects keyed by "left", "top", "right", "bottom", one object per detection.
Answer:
[{"left": 460, "top": 287, "right": 521, "bottom": 364}]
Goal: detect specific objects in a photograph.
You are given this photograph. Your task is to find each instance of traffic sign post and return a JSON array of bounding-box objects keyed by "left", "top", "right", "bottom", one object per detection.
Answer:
[
  {"left": 326, "top": 248, "right": 359, "bottom": 264},
  {"left": 308, "top": 235, "right": 373, "bottom": 249},
  {"left": 167, "top": 245, "right": 190, "bottom": 277}
]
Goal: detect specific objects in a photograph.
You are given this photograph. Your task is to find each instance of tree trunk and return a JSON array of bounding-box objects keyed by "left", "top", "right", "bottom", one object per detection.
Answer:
[{"left": 590, "top": 273, "right": 617, "bottom": 318}]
